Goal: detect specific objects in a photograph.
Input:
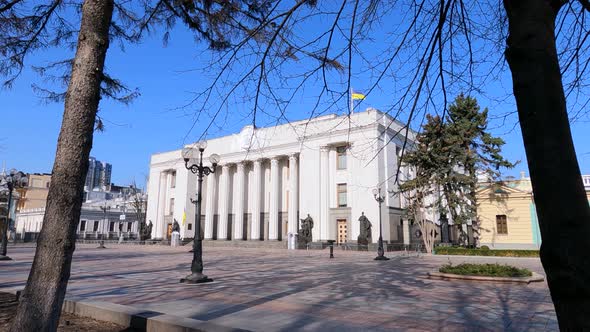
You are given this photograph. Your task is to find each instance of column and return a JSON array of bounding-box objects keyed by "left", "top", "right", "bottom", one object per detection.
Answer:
[
  {"left": 288, "top": 154, "right": 299, "bottom": 235},
  {"left": 320, "top": 146, "right": 330, "bottom": 240},
  {"left": 156, "top": 172, "right": 167, "bottom": 239},
  {"left": 268, "top": 157, "right": 280, "bottom": 240},
  {"left": 403, "top": 218, "right": 410, "bottom": 246},
  {"left": 204, "top": 169, "right": 217, "bottom": 239},
  {"left": 217, "top": 164, "right": 230, "bottom": 240},
  {"left": 251, "top": 159, "right": 262, "bottom": 240},
  {"left": 233, "top": 162, "right": 246, "bottom": 240}
]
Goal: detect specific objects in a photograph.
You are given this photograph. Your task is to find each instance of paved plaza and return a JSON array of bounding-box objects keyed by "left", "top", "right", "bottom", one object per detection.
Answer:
[{"left": 0, "top": 245, "right": 557, "bottom": 331}]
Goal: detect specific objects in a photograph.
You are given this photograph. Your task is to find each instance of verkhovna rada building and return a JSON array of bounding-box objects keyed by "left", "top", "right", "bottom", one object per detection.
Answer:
[{"left": 146, "top": 108, "right": 425, "bottom": 247}]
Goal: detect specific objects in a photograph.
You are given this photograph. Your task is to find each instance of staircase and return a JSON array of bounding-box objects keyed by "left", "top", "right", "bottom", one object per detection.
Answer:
[{"left": 183, "top": 239, "right": 288, "bottom": 249}]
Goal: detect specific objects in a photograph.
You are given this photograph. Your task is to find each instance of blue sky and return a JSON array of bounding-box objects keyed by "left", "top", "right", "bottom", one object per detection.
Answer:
[{"left": 1, "top": 3, "right": 589, "bottom": 188}]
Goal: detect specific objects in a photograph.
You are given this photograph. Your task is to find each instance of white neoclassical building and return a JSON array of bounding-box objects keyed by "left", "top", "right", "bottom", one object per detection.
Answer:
[{"left": 146, "top": 109, "right": 418, "bottom": 246}]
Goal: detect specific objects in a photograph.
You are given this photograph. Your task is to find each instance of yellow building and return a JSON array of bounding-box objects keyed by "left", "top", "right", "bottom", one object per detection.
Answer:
[
  {"left": 16, "top": 173, "right": 51, "bottom": 211},
  {"left": 477, "top": 176, "right": 590, "bottom": 249}
]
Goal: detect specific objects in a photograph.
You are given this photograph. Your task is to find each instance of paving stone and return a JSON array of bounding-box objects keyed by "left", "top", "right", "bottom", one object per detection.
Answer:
[{"left": 0, "top": 245, "right": 557, "bottom": 331}]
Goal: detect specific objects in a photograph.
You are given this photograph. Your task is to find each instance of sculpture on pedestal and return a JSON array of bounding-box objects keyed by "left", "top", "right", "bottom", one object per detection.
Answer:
[
  {"left": 140, "top": 220, "right": 153, "bottom": 241},
  {"left": 171, "top": 219, "right": 181, "bottom": 247},
  {"left": 297, "top": 214, "right": 314, "bottom": 247},
  {"left": 357, "top": 212, "right": 372, "bottom": 248}
]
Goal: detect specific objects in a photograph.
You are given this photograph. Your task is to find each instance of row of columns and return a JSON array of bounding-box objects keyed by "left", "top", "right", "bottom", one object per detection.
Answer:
[
  {"left": 78, "top": 219, "right": 139, "bottom": 235},
  {"left": 202, "top": 153, "right": 299, "bottom": 241}
]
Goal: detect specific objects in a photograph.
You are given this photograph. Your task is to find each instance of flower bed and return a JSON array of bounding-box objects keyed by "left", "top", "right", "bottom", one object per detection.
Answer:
[{"left": 439, "top": 263, "right": 532, "bottom": 277}]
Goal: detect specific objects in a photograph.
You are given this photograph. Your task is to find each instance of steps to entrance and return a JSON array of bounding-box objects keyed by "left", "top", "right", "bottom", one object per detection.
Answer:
[{"left": 184, "top": 240, "right": 288, "bottom": 250}]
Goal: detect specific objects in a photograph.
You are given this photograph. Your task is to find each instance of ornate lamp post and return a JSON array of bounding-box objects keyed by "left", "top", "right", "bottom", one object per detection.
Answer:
[
  {"left": 180, "top": 141, "right": 219, "bottom": 284},
  {"left": 98, "top": 202, "right": 110, "bottom": 249},
  {"left": 372, "top": 187, "right": 389, "bottom": 261},
  {"left": 0, "top": 169, "right": 28, "bottom": 260},
  {"left": 118, "top": 188, "right": 129, "bottom": 241}
]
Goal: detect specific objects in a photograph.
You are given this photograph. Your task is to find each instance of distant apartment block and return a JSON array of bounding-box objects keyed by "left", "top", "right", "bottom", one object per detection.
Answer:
[{"left": 85, "top": 157, "right": 112, "bottom": 191}]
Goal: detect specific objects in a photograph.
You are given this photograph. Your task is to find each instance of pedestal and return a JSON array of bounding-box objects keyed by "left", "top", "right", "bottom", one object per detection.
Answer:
[
  {"left": 287, "top": 232, "right": 295, "bottom": 250},
  {"left": 171, "top": 232, "right": 180, "bottom": 247},
  {"left": 180, "top": 273, "right": 213, "bottom": 284}
]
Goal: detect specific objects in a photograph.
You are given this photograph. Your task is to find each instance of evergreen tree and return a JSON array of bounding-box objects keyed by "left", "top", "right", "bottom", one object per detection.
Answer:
[
  {"left": 445, "top": 95, "right": 515, "bottom": 246},
  {"left": 400, "top": 95, "right": 514, "bottom": 247}
]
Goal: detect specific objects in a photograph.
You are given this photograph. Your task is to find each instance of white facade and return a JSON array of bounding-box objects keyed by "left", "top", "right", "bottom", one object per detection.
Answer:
[
  {"left": 146, "top": 109, "right": 417, "bottom": 244},
  {"left": 15, "top": 199, "right": 141, "bottom": 241}
]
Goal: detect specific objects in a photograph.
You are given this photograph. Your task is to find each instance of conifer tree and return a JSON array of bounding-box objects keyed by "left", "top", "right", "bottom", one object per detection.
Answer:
[
  {"left": 444, "top": 95, "right": 515, "bottom": 246},
  {"left": 400, "top": 95, "right": 514, "bottom": 247}
]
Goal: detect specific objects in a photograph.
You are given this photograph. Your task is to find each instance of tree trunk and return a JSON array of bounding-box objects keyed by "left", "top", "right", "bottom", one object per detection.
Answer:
[
  {"left": 503, "top": 0, "right": 590, "bottom": 329},
  {"left": 10, "top": 0, "right": 113, "bottom": 330}
]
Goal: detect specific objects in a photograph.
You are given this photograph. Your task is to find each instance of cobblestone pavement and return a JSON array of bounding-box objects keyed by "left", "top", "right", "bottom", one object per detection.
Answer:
[{"left": 0, "top": 245, "right": 557, "bottom": 331}]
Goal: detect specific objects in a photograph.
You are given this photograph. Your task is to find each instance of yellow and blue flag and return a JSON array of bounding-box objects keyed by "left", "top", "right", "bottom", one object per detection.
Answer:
[{"left": 352, "top": 90, "right": 366, "bottom": 100}]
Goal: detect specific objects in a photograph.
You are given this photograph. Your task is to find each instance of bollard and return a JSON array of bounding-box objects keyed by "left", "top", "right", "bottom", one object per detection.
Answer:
[{"left": 327, "top": 240, "right": 335, "bottom": 259}]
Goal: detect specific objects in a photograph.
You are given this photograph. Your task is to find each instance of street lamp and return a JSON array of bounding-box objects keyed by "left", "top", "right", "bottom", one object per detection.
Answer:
[
  {"left": 99, "top": 202, "right": 110, "bottom": 249},
  {"left": 0, "top": 169, "right": 28, "bottom": 260},
  {"left": 372, "top": 187, "right": 389, "bottom": 261},
  {"left": 180, "top": 141, "right": 219, "bottom": 284}
]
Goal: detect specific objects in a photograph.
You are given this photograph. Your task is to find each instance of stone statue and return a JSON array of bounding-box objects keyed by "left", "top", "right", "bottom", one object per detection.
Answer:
[
  {"left": 140, "top": 220, "right": 153, "bottom": 241},
  {"left": 357, "top": 212, "right": 372, "bottom": 247},
  {"left": 297, "top": 214, "right": 314, "bottom": 247},
  {"left": 172, "top": 219, "right": 181, "bottom": 233}
]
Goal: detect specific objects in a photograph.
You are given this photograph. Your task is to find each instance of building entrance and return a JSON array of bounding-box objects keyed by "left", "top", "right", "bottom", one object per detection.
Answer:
[
  {"left": 337, "top": 219, "right": 347, "bottom": 244},
  {"left": 166, "top": 223, "right": 172, "bottom": 239}
]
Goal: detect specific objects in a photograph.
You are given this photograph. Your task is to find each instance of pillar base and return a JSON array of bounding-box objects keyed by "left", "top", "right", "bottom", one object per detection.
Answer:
[
  {"left": 180, "top": 273, "right": 213, "bottom": 284},
  {"left": 0, "top": 255, "right": 12, "bottom": 261},
  {"left": 374, "top": 255, "right": 390, "bottom": 261}
]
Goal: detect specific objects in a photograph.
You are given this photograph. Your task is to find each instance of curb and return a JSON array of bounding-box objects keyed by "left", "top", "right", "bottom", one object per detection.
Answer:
[
  {"left": 3, "top": 288, "right": 248, "bottom": 332},
  {"left": 427, "top": 271, "right": 545, "bottom": 284},
  {"left": 432, "top": 254, "right": 540, "bottom": 260}
]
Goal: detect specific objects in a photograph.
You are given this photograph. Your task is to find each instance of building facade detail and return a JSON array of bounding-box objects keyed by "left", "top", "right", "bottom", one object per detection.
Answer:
[{"left": 146, "top": 109, "right": 417, "bottom": 245}]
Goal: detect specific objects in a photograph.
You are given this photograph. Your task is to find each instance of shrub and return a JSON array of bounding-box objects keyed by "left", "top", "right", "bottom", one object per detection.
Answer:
[
  {"left": 434, "top": 247, "right": 539, "bottom": 257},
  {"left": 480, "top": 245, "right": 490, "bottom": 250},
  {"left": 439, "top": 263, "right": 532, "bottom": 277}
]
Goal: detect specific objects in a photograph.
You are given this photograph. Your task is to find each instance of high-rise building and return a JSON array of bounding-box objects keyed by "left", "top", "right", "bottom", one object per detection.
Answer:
[
  {"left": 85, "top": 157, "right": 98, "bottom": 190},
  {"left": 85, "top": 157, "right": 112, "bottom": 191},
  {"left": 100, "top": 162, "right": 112, "bottom": 191}
]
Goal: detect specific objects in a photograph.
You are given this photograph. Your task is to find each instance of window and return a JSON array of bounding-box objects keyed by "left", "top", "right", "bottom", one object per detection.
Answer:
[
  {"left": 170, "top": 171, "right": 177, "bottom": 188},
  {"left": 337, "top": 146, "right": 347, "bottom": 170},
  {"left": 109, "top": 222, "right": 115, "bottom": 232},
  {"left": 496, "top": 215, "right": 508, "bottom": 234},
  {"left": 127, "top": 222, "right": 132, "bottom": 231},
  {"left": 188, "top": 223, "right": 193, "bottom": 231},
  {"left": 80, "top": 220, "right": 86, "bottom": 232},
  {"left": 169, "top": 198, "right": 175, "bottom": 215},
  {"left": 93, "top": 221, "right": 99, "bottom": 232},
  {"left": 337, "top": 184, "right": 347, "bottom": 207}
]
